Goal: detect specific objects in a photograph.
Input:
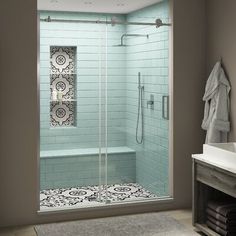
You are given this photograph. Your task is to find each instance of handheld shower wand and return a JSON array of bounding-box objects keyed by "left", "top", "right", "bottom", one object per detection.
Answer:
[{"left": 136, "top": 72, "right": 144, "bottom": 144}]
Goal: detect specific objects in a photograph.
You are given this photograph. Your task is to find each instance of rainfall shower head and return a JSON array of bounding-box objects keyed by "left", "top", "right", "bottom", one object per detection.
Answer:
[{"left": 113, "top": 34, "right": 149, "bottom": 47}]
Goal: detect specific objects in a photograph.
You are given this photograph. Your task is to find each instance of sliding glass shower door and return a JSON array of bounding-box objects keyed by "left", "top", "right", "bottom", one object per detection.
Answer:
[
  {"left": 105, "top": 12, "right": 170, "bottom": 201},
  {"left": 39, "top": 0, "right": 171, "bottom": 210},
  {"left": 39, "top": 13, "right": 109, "bottom": 208}
]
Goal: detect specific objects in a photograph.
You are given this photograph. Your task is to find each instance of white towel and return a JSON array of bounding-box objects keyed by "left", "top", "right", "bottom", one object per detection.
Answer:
[{"left": 201, "top": 61, "right": 230, "bottom": 143}]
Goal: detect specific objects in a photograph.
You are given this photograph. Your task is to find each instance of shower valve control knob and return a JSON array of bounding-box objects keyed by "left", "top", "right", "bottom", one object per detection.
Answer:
[
  {"left": 147, "top": 100, "right": 154, "bottom": 108},
  {"left": 147, "top": 94, "right": 154, "bottom": 109}
]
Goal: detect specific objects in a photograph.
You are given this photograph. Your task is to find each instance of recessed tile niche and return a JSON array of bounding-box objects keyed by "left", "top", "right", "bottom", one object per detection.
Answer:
[{"left": 50, "top": 46, "right": 77, "bottom": 127}]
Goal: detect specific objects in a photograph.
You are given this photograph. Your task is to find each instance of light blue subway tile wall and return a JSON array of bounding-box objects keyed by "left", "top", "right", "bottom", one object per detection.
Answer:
[
  {"left": 40, "top": 3, "right": 170, "bottom": 197},
  {"left": 40, "top": 12, "right": 127, "bottom": 150},
  {"left": 126, "top": 0, "right": 170, "bottom": 196}
]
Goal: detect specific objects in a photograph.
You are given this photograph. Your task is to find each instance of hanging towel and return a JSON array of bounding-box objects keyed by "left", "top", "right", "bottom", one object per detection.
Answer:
[{"left": 202, "top": 61, "right": 231, "bottom": 143}]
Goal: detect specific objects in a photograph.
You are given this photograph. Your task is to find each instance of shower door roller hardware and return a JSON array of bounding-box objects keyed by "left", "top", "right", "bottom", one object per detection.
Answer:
[
  {"left": 147, "top": 94, "right": 154, "bottom": 109},
  {"left": 162, "top": 95, "right": 169, "bottom": 120}
]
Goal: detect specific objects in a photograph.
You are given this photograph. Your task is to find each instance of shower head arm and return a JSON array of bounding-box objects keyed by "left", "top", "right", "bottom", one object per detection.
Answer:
[{"left": 120, "top": 34, "right": 149, "bottom": 46}]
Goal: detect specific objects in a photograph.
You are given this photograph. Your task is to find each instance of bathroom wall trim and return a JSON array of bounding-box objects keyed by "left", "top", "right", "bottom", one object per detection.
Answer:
[
  {"left": 37, "top": 197, "right": 174, "bottom": 215},
  {"left": 168, "top": 0, "right": 174, "bottom": 199},
  {"left": 37, "top": 11, "right": 41, "bottom": 214}
]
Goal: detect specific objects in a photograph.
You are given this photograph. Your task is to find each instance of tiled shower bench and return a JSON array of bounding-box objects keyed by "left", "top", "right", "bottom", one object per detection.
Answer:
[{"left": 40, "top": 146, "right": 136, "bottom": 190}]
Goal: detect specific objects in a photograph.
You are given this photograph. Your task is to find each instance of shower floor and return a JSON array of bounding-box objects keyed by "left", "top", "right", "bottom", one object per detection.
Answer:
[{"left": 40, "top": 183, "right": 157, "bottom": 210}]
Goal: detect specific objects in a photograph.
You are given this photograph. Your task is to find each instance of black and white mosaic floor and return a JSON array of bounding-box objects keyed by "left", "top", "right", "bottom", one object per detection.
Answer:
[{"left": 40, "top": 183, "right": 158, "bottom": 209}]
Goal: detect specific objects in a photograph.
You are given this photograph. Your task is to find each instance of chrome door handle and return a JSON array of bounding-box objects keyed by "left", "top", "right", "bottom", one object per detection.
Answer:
[{"left": 162, "top": 95, "right": 169, "bottom": 120}]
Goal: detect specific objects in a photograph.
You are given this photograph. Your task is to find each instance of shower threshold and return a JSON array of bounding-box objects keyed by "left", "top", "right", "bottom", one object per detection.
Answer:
[{"left": 40, "top": 183, "right": 158, "bottom": 210}]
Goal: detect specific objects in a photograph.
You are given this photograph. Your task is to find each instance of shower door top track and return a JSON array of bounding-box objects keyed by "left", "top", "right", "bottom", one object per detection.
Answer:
[{"left": 40, "top": 16, "right": 171, "bottom": 28}]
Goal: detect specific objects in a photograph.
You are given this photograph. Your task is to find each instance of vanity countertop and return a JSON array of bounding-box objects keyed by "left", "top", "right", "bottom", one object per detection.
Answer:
[{"left": 192, "top": 153, "right": 236, "bottom": 175}]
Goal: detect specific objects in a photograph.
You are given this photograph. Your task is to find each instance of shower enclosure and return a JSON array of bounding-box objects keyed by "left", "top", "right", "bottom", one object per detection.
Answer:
[{"left": 39, "top": 0, "right": 171, "bottom": 210}]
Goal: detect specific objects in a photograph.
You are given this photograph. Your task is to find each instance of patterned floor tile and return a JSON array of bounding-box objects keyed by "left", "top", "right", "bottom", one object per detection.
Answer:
[{"left": 40, "top": 183, "right": 157, "bottom": 209}]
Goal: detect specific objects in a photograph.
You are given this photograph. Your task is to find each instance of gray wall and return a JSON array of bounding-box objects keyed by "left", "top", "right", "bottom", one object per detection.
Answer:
[
  {"left": 172, "top": 0, "right": 206, "bottom": 209},
  {"left": 0, "top": 0, "right": 206, "bottom": 227},
  {"left": 206, "top": 0, "right": 236, "bottom": 141},
  {"left": 0, "top": 0, "right": 39, "bottom": 227}
]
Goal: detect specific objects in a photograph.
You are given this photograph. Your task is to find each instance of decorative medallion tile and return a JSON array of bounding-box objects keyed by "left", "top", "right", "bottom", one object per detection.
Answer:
[
  {"left": 49, "top": 46, "right": 77, "bottom": 127},
  {"left": 50, "top": 47, "right": 76, "bottom": 74},
  {"left": 50, "top": 101, "right": 75, "bottom": 127},
  {"left": 50, "top": 74, "right": 75, "bottom": 100}
]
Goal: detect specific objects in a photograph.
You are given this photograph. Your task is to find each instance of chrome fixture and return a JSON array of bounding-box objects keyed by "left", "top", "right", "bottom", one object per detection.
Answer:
[
  {"left": 155, "top": 19, "right": 171, "bottom": 28},
  {"left": 113, "top": 34, "right": 149, "bottom": 47},
  {"left": 40, "top": 16, "right": 171, "bottom": 28},
  {"left": 147, "top": 94, "right": 154, "bottom": 109},
  {"left": 136, "top": 72, "right": 144, "bottom": 144},
  {"left": 162, "top": 95, "right": 169, "bottom": 120}
]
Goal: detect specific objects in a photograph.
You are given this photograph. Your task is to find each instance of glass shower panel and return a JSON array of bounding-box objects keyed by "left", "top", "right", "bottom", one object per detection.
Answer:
[
  {"left": 39, "top": 12, "right": 108, "bottom": 209},
  {"left": 39, "top": 0, "right": 171, "bottom": 210},
  {"left": 98, "top": 20, "right": 109, "bottom": 203},
  {"left": 106, "top": 0, "right": 170, "bottom": 203},
  {"left": 105, "top": 22, "right": 132, "bottom": 204}
]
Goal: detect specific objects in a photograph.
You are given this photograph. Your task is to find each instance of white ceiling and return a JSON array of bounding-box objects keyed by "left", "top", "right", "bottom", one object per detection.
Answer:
[{"left": 37, "top": 0, "right": 163, "bottom": 14}]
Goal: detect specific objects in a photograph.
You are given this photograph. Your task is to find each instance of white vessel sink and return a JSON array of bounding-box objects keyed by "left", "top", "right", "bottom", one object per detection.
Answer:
[{"left": 200, "top": 142, "right": 236, "bottom": 171}]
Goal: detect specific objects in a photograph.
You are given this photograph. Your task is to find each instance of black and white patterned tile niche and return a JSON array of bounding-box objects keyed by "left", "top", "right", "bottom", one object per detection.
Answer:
[{"left": 50, "top": 46, "right": 77, "bottom": 127}]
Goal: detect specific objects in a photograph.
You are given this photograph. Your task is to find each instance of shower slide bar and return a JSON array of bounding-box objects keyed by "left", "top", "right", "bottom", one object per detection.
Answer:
[{"left": 40, "top": 16, "right": 171, "bottom": 28}]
